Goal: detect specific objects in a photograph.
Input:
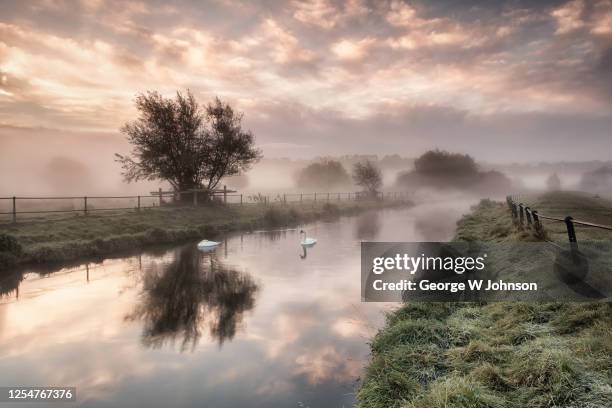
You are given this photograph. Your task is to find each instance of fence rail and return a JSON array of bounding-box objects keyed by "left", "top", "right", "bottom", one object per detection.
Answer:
[
  {"left": 0, "top": 188, "right": 410, "bottom": 223},
  {"left": 506, "top": 195, "right": 612, "bottom": 250}
]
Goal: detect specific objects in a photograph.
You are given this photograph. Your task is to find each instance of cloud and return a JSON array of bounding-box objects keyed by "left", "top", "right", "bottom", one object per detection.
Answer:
[
  {"left": 260, "top": 19, "right": 317, "bottom": 65},
  {"left": 331, "top": 37, "right": 376, "bottom": 61},
  {"left": 551, "top": 0, "right": 585, "bottom": 34},
  {"left": 386, "top": 0, "right": 426, "bottom": 28},
  {"left": 292, "top": 0, "right": 370, "bottom": 29},
  {"left": 0, "top": 0, "right": 611, "bottom": 161},
  {"left": 292, "top": 0, "right": 339, "bottom": 29}
]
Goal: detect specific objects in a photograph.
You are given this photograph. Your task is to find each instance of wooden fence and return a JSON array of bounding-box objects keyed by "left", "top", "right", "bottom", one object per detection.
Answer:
[
  {"left": 506, "top": 195, "right": 612, "bottom": 252},
  {"left": 0, "top": 188, "right": 410, "bottom": 223}
]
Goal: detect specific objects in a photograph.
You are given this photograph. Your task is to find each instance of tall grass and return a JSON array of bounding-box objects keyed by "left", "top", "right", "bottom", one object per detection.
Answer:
[{"left": 357, "top": 193, "right": 612, "bottom": 408}]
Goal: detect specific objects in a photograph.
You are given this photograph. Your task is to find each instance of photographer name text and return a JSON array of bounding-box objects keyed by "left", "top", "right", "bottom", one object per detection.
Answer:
[{"left": 372, "top": 279, "right": 538, "bottom": 292}]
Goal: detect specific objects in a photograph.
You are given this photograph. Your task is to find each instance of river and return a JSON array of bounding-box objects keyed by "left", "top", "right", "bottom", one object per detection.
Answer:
[{"left": 0, "top": 202, "right": 471, "bottom": 407}]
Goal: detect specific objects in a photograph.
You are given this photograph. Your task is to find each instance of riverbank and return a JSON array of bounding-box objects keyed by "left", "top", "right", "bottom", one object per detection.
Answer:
[
  {"left": 357, "top": 192, "right": 612, "bottom": 408},
  {"left": 0, "top": 200, "right": 411, "bottom": 270}
]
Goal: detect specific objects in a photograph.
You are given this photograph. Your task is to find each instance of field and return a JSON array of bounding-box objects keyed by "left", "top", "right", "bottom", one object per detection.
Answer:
[
  {"left": 357, "top": 192, "right": 612, "bottom": 408},
  {"left": 0, "top": 199, "right": 410, "bottom": 270}
]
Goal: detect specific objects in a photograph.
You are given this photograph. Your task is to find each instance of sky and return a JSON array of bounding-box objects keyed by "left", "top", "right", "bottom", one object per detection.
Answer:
[{"left": 0, "top": 0, "right": 611, "bottom": 164}]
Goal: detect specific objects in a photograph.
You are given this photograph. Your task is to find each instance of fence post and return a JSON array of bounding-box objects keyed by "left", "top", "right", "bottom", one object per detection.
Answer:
[
  {"left": 565, "top": 216, "right": 577, "bottom": 244},
  {"left": 240, "top": 194, "right": 243, "bottom": 206},
  {"left": 564, "top": 216, "right": 579, "bottom": 260},
  {"left": 137, "top": 195, "right": 141, "bottom": 211},
  {"left": 532, "top": 210, "right": 543, "bottom": 236},
  {"left": 84, "top": 196, "right": 88, "bottom": 215},
  {"left": 511, "top": 203, "right": 518, "bottom": 223},
  {"left": 518, "top": 203, "right": 524, "bottom": 226},
  {"left": 193, "top": 189, "right": 198, "bottom": 206},
  {"left": 300, "top": 193, "right": 303, "bottom": 203},
  {"left": 158, "top": 188, "right": 162, "bottom": 207},
  {"left": 12, "top": 196, "right": 16, "bottom": 223},
  {"left": 283, "top": 194, "right": 286, "bottom": 205},
  {"left": 314, "top": 193, "right": 317, "bottom": 202},
  {"left": 525, "top": 207, "right": 532, "bottom": 227},
  {"left": 223, "top": 185, "right": 227, "bottom": 204},
  {"left": 327, "top": 192, "right": 330, "bottom": 201}
]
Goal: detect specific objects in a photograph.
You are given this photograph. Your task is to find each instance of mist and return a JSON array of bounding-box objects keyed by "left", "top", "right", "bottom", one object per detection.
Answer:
[{"left": 2, "top": 125, "right": 611, "bottom": 201}]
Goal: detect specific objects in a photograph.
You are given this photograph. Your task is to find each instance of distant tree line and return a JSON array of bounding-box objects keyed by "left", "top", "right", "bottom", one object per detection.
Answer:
[
  {"left": 396, "top": 149, "right": 512, "bottom": 193},
  {"left": 580, "top": 166, "right": 612, "bottom": 193},
  {"left": 295, "top": 159, "right": 383, "bottom": 196}
]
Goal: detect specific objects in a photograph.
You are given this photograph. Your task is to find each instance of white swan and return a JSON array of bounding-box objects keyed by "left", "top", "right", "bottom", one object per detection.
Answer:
[
  {"left": 300, "top": 230, "right": 317, "bottom": 247},
  {"left": 197, "top": 239, "right": 220, "bottom": 252}
]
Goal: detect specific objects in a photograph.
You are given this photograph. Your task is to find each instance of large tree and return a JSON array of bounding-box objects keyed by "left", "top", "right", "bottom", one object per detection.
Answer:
[
  {"left": 116, "top": 90, "right": 261, "bottom": 192},
  {"left": 352, "top": 160, "right": 383, "bottom": 196}
]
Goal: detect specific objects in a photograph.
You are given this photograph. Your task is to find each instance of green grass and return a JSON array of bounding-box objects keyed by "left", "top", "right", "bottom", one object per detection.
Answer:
[
  {"left": 526, "top": 191, "right": 612, "bottom": 242},
  {"left": 357, "top": 192, "right": 612, "bottom": 408},
  {"left": 0, "top": 200, "right": 410, "bottom": 270}
]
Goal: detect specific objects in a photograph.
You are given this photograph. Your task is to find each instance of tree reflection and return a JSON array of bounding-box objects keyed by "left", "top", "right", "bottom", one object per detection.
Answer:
[
  {"left": 0, "top": 271, "right": 22, "bottom": 299},
  {"left": 127, "top": 245, "right": 258, "bottom": 351},
  {"left": 354, "top": 211, "right": 381, "bottom": 240}
]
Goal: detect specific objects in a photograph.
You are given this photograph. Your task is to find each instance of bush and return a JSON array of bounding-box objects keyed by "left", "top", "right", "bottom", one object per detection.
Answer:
[
  {"left": 0, "top": 233, "right": 22, "bottom": 255},
  {"left": 295, "top": 160, "right": 350, "bottom": 189},
  {"left": 396, "top": 150, "right": 512, "bottom": 193},
  {"left": 0, "top": 233, "right": 22, "bottom": 269},
  {"left": 322, "top": 203, "right": 340, "bottom": 216},
  {"left": 287, "top": 208, "right": 300, "bottom": 222},
  {"left": 146, "top": 227, "right": 170, "bottom": 243},
  {"left": 263, "top": 207, "right": 284, "bottom": 227},
  {"left": 414, "top": 150, "right": 478, "bottom": 177}
]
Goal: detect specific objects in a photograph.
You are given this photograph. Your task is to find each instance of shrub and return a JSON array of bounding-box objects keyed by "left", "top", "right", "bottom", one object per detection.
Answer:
[
  {"left": 295, "top": 160, "right": 350, "bottom": 189},
  {"left": 263, "top": 207, "right": 284, "bottom": 227},
  {"left": 322, "top": 202, "right": 340, "bottom": 216},
  {"left": 396, "top": 150, "right": 512, "bottom": 193},
  {"left": 0, "top": 233, "right": 22, "bottom": 256},
  {"left": 0, "top": 233, "right": 22, "bottom": 269}
]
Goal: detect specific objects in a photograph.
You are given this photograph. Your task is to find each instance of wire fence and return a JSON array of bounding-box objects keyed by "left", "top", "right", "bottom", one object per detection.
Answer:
[{"left": 0, "top": 189, "right": 410, "bottom": 223}]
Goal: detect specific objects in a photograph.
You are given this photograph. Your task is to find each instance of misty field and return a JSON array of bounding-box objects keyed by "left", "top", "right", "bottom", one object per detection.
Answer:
[{"left": 357, "top": 191, "right": 612, "bottom": 408}]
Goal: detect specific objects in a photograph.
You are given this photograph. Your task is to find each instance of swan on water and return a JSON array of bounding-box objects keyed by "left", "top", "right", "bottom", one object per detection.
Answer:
[
  {"left": 197, "top": 239, "right": 220, "bottom": 252},
  {"left": 300, "top": 230, "right": 317, "bottom": 247}
]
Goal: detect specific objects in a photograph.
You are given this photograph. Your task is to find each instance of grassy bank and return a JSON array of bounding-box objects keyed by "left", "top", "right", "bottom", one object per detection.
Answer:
[
  {"left": 0, "top": 200, "right": 410, "bottom": 270},
  {"left": 357, "top": 192, "right": 612, "bottom": 408}
]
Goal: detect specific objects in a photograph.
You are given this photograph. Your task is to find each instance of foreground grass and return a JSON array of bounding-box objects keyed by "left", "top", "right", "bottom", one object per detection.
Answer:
[
  {"left": 357, "top": 192, "right": 612, "bottom": 408},
  {"left": 0, "top": 200, "right": 409, "bottom": 270}
]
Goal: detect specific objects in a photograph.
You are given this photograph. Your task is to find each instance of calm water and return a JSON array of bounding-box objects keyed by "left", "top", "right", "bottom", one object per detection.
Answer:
[{"left": 0, "top": 202, "right": 469, "bottom": 407}]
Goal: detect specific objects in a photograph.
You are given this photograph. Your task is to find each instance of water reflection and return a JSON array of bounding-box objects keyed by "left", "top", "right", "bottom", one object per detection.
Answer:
[
  {"left": 253, "top": 228, "right": 296, "bottom": 242},
  {"left": 0, "top": 271, "right": 22, "bottom": 299},
  {"left": 354, "top": 211, "right": 381, "bottom": 240},
  {"left": 300, "top": 245, "right": 308, "bottom": 259},
  {"left": 0, "top": 205, "right": 470, "bottom": 407},
  {"left": 126, "top": 246, "right": 258, "bottom": 351}
]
